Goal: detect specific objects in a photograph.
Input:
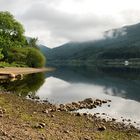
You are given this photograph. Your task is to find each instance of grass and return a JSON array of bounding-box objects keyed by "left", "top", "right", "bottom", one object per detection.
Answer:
[
  {"left": 0, "top": 93, "right": 140, "bottom": 140},
  {"left": 0, "top": 61, "right": 27, "bottom": 67}
]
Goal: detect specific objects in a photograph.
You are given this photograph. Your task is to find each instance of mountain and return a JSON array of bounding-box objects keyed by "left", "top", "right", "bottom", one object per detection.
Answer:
[
  {"left": 38, "top": 44, "right": 51, "bottom": 57},
  {"left": 42, "top": 22, "right": 140, "bottom": 66}
]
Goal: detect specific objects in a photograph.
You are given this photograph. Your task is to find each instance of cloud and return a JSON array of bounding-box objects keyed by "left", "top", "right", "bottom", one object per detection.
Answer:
[
  {"left": 104, "top": 27, "right": 127, "bottom": 39},
  {"left": 1, "top": 0, "right": 140, "bottom": 47},
  {"left": 21, "top": 2, "right": 120, "bottom": 46}
]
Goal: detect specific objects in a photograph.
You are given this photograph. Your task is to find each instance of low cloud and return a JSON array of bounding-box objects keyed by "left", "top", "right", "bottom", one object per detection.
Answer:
[
  {"left": 21, "top": 3, "right": 120, "bottom": 46},
  {"left": 104, "top": 27, "right": 127, "bottom": 39},
  {"left": 1, "top": 0, "right": 140, "bottom": 47}
]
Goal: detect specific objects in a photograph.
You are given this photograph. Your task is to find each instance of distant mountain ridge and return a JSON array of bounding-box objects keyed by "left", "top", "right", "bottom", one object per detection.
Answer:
[
  {"left": 46, "top": 23, "right": 140, "bottom": 66},
  {"left": 30, "top": 22, "right": 140, "bottom": 66}
]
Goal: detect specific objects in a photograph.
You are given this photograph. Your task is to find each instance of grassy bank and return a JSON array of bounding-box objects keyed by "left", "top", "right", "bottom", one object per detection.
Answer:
[{"left": 0, "top": 93, "right": 139, "bottom": 140}]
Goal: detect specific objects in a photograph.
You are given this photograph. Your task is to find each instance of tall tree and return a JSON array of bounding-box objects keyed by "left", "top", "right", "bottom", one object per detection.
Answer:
[
  {"left": 0, "top": 11, "right": 26, "bottom": 49},
  {"left": 0, "top": 11, "right": 46, "bottom": 68},
  {"left": 28, "top": 38, "right": 38, "bottom": 48}
]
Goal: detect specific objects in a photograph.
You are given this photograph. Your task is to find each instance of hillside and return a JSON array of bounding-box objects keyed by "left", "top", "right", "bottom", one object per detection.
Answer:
[
  {"left": 38, "top": 44, "right": 51, "bottom": 56},
  {"left": 44, "top": 22, "right": 140, "bottom": 66}
]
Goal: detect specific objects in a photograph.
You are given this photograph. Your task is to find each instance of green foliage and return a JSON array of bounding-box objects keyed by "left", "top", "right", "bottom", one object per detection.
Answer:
[
  {"left": 0, "top": 61, "right": 26, "bottom": 67},
  {"left": 0, "top": 11, "right": 26, "bottom": 48},
  {"left": 0, "top": 11, "right": 46, "bottom": 68},
  {"left": 5, "top": 47, "right": 45, "bottom": 68},
  {"left": 0, "top": 48, "right": 4, "bottom": 60},
  {"left": 28, "top": 38, "right": 38, "bottom": 49},
  {"left": 26, "top": 48, "right": 46, "bottom": 68},
  {"left": 6, "top": 47, "right": 28, "bottom": 63}
]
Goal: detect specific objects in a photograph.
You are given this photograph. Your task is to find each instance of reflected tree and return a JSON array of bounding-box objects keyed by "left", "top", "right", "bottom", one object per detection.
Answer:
[{"left": 0, "top": 73, "right": 45, "bottom": 97}]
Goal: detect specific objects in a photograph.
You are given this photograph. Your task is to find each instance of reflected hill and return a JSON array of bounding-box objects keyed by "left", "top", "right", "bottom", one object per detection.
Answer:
[{"left": 47, "top": 66, "right": 140, "bottom": 102}]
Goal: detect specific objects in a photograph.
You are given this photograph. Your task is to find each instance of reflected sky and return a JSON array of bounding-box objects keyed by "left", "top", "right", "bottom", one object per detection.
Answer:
[
  {"left": 1, "top": 66, "right": 140, "bottom": 127},
  {"left": 36, "top": 76, "right": 140, "bottom": 126}
]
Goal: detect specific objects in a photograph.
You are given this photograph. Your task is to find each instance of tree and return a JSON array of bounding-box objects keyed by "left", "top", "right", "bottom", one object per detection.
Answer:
[
  {"left": 0, "top": 11, "right": 26, "bottom": 49},
  {"left": 28, "top": 38, "right": 38, "bottom": 49},
  {"left": 0, "top": 48, "right": 4, "bottom": 60},
  {"left": 0, "top": 11, "right": 46, "bottom": 68},
  {"left": 0, "top": 11, "right": 27, "bottom": 63},
  {"left": 6, "top": 47, "right": 28, "bottom": 64},
  {"left": 26, "top": 48, "right": 46, "bottom": 68}
]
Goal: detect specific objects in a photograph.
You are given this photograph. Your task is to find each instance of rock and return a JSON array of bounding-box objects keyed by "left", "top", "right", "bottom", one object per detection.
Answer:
[
  {"left": 128, "top": 119, "right": 131, "bottom": 122},
  {"left": 9, "top": 73, "right": 16, "bottom": 78},
  {"left": 27, "top": 94, "right": 32, "bottom": 98},
  {"left": 51, "top": 114, "right": 55, "bottom": 118},
  {"left": 60, "top": 104, "right": 65, "bottom": 108},
  {"left": 102, "top": 100, "right": 107, "bottom": 104},
  {"left": 130, "top": 125, "right": 135, "bottom": 129},
  {"left": 37, "top": 125, "right": 44, "bottom": 129},
  {"left": 39, "top": 123, "right": 46, "bottom": 127},
  {"left": 75, "top": 112, "right": 82, "bottom": 116},
  {"left": 2, "top": 108, "right": 6, "bottom": 113},
  {"left": 63, "top": 130, "right": 70, "bottom": 134},
  {"left": 96, "top": 99, "right": 102, "bottom": 102},
  {"left": 83, "top": 98, "right": 94, "bottom": 104},
  {"left": 102, "top": 119, "right": 107, "bottom": 122},
  {"left": 60, "top": 106, "right": 67, "bottom": 111},
  {"left": 112, "top": 118, "right": 116, "bottom": 121},
  {"left": 36, "top": 123, "right": 46, "bottom": 128},
  {"left": 83, "top": 136, "right": 91, "bottom": 140},
  {"left": 42, "top": 100, "right": 48, "bottom": 103},
  {"left": 55, "top": 104, "right": 60, "bottom": 110},
  {"left": 102, "top": 113, "right": 106, "bottom": 115},
  {"left": 42, "top": 109, "right": 49, "bottom": 114},
  {"left": 108, "top": 100, "right": 111, "bottom": 102},
  {"left": 33, "top": 112, "right": 37, "bottom": 114},
  {"left": 32, "top": 96, "right": 40, "bottom": 100},
  {"left": 0, "top": 110, "right": 3, "bottom": 114},
  {"left": 98, "top": 126, "right": 106, "bottom": 131},
  {"left": 0, "top": 108, "right": 6, "bottom": 117},
  {"left": 96, "top": 113, "right": 100, "bottom": 115},
  {"left": 72, "top": 102, "right": 80, "bottom": 107},
  {"left": 91, "top": 104, "right": 97, "bottom": 108},
  {"left": 94, "top": 101, "right": 101, "bottom": 106},
  {"left": 83, "top": 113, "right": 88, "bottom": 116},
  {"left": 16, "top": 74, "right": 23, "bottom": 79}
]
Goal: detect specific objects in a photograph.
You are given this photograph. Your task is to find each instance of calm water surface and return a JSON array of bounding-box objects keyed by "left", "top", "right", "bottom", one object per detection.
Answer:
[{"left": 1, "top": 66, "right": 140, "bottom": 128}]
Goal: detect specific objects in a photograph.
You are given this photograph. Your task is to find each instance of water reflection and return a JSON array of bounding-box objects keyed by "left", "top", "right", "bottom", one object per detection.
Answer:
[
  {"left": 45, "top": 66, "right": 140, "bottom": 102},
  {"left": 0, "top": 73, "right": 45, "bottom": 96},
  {"left": 36, "top": 66, "right": 140, "bottom": 125},
  {"left": 0, "top": 66, "right": 140, "bottom": 125}
]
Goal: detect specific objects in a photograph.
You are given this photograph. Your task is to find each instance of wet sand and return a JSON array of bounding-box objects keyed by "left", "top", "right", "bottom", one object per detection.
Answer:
[{"left": 0, "top": 67, "right": 53, "bottom": 76}]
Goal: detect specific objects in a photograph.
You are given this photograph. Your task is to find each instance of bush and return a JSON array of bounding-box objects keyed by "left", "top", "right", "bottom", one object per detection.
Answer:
[
  {"left": 5, "top": 47, "right": 46, "bottom": 68},
  {"left": 26, "top": 48, "right": 46, "bottom": 68}
]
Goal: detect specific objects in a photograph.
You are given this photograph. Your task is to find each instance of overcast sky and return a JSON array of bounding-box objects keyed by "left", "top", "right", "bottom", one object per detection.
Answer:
[{"left": 1, "top": 0, "right": 140, "bottom": 48}]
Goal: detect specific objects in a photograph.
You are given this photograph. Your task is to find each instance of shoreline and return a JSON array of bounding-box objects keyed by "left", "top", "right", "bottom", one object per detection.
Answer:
[
  {"left": 0, "top": 67, "right": 54, "bottom": 79},
  {"left": 0, "top": 93, "right": 140, "bottom": 139}
]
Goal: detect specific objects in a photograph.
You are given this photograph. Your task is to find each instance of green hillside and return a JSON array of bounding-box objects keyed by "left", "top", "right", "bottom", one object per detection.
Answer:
[{"left": 45, "top": 22, "right": 140, "bottom": 66}]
